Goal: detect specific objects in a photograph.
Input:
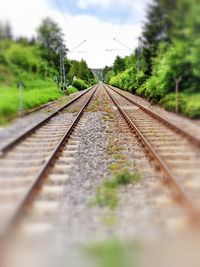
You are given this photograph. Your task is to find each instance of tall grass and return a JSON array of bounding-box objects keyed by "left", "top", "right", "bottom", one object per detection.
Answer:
[{"left": 0, "top": 81, "right": 64, "bottom": 124}]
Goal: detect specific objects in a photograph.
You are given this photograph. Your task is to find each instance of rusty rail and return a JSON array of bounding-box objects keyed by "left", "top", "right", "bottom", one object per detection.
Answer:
[
  {"left": 0, "top": 84, "right": 97, "bottom": 157},
  {"left": 106, "top": 84, "right": 200, "bottom": 147},
  {"left": 104, "top": 84, "right": 200, "bottom": 223},
  {"left": 0, "top": 85, "right": 98, "bottom": 239}
]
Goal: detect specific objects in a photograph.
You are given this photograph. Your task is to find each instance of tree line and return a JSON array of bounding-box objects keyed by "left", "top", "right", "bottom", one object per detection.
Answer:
[
  {"left": 104, "top": 0, "right": 200, "bottom": 118},
  {"left": 0, "top": 18, "right": 96, "bottom": 91}
]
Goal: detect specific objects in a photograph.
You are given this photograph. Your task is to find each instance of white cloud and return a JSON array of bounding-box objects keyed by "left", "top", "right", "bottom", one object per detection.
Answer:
[
  {"left": 77, "top": 0, "right": 110, "bottom": 9},
  {"left": 0, "top": 0, "right": 147, "bottom": 68}
]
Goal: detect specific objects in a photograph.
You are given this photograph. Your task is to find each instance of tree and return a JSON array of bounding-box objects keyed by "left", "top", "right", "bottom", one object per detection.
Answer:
[
  {"left": 37, "top": 17, "right": 64, "bottom": 52},
  {"left": 0, "top": 22, "right": 3, "bottom": 39},
  {"left": 142, "top": 0, "right": 176, "bottom": 75},
  {"left": 113, "top": 56, "right": 126, "bottom": 74},
  {"left": 0, "top": 21, "right": 13, "bottom": 39},
  {"left": 4, "top": 22, "right": 12, "bottom": 39},
  {"left": 102, "top": 66, "right": 112, "bottom": 81},
  {"left": 78, "top": 60, "right": 89, "bottom": 81},
  {"left": 36, "top": 17, "right": 66, "bottom": 74},
  {"left": 67, "top": 59, "right": 94, "bottom": 84}
]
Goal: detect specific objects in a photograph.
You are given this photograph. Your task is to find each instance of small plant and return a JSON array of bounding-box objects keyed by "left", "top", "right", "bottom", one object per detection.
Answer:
[
  {"left": 92, "top": 170, "right": 141, "bottom": 210},
  {"left": 86, "top": 239, "right": 140, "bottom": 267},
  {"left": 87, "top": 99, "right": 101, "bottom": 112},
  {"left": 109, "top": 163, "right": 121, "bottom": 171},
  {"left": 101, "top": 214, "right": 118, "bottom": 226},
  {"left": 92, "top": 185, "right": 118, "bottom": 210},
  {"left": 113, "top": 153, "right": 126, "bottom": 161},
  {"left": 115, "top": 170, "right": 141, "bottom": 185}
]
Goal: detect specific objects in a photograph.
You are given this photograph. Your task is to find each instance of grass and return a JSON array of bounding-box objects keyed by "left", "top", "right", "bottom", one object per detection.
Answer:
[
  {"left": 160, "top": 92, "right": 200, "bottom": 118},
  {"left": 115, "top": 170, "right": 141, "bottom": 185},
  {"left": 92, "top": 170, "right": 141, "bottom": 210},
  {"left": 101, "top": 214, "right": 118, "bottom": 226},
  {"left": 108, "top": 144, "right": 124, "bottom": 156},
  {"left": 0, "top": 78, "right": 64, "bottom": 124},
  {"left": 112, "top": 153, "right": 127, "bottom": 160},
  {"left": 86, "top": 238, "right": 140, "bottom": 267},
  {"left": 109, "top": 163, "right": 121, "bottom": 172},
  {"left": 87, "top": 98, "right": 101, "bottom": 112},
  {"left": 92, "top": 182, "right": 118, "bottom": 210}
]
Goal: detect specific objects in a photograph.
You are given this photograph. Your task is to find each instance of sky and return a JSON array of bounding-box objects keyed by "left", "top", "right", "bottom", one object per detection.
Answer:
[{"left": 0, "top": 0, "right": 150, "bottom": 68}]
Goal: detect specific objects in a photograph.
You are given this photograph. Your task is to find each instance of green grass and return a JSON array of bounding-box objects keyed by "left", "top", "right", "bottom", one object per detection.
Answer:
[
  {"left": 0, "top": 78, "right": 64, "bottom": 124},
  {"left": 92, "top": 183, "right": 118, "bottom": 210},
  {"left": 115, "top": 170, "right": 141, "bottom": 185},
  {"left": 86, "top": 238, "right": 140, "bottom": 267},
  {"left": 160, "top": 92, "right": 200, "bottom": 118},
  {"left": 92, "top": 170, "right": 142, "bottom": 210}
]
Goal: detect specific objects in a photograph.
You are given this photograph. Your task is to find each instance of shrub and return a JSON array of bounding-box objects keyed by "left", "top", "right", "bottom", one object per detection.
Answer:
[
  {"left": 67, "top": 86, "right": 78, "bottom": 94},
  {"left": 184, "top": 94, "right": 200, "bottom": 118},
  {"left": 6, "top": 43, "right": 40, "bottom": 73},
  {"left": 72, "top": 79, "right": 88, "bottom": 90},
  {"left": 160, "top": 93, "right": 186, "bottom": 113}
]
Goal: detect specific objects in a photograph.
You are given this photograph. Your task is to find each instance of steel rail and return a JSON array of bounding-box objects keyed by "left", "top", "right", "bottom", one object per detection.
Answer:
[
  {"left": 0, "top": 85, "right": 98, "bottom": 239},
  {"left": 106, "top": 84, "right": 200, "bottom": 147},
  {"left": 104, "top": 84, "right": 200, "bottom": 223},
  {"left": 0, "top": 84, "right": 97, "bottom": 157}
]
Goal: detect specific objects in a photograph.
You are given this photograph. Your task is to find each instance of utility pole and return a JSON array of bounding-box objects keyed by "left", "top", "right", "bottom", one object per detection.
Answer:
[
  {"left": 137, "top": 37, "right": 143, "bottom": 72},
  {"left": 174, "top": 76, "right": 182, "bottom": 114},
  {"left": 59, "top": 40, "right": 86, "bottom": 91},
  {"left": 18, "top": 81, "right": 24, "bottom": 117},
  {"left": 59, "top": 44, "right": 66, "bottom": 91}
]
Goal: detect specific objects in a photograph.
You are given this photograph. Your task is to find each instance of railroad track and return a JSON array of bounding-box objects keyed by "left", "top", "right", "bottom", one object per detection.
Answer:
[
  {"left": 103, "top": 83, "right": 200, "bottom": 223},
  {"left": 0, "top": 84, "right": 97, "bottom": 240}
]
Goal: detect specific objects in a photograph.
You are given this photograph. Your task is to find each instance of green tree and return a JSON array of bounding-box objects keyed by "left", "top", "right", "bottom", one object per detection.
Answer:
[
  {"left": 113, "top": 56, "right": 126, "bottom": 74},
  {"left": 36, "top": 17, "right": 65, "bottom": 74},
  {"left": 142, "top": 0, "right": 176, "bottom": 75}
]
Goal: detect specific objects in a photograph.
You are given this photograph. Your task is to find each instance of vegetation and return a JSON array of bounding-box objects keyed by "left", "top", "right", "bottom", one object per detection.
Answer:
[
  {"left": 92, "top": 170, "right": 141, "bottom": 210},
  {"left": 66, "top": 86, "right": 78, "bottom": 94},
  {"left": 86, "top": 239, "right": 140, "bottom": 267},
  {"left": 0, "top": 18, "right": 96, "bottom": 124},
  {"left": 72, "top": 78, "right": 88, "bottom": 90},
  {"left": 104, "top": 0, "right": 200, "bottom": 118},
  {"left": 0, "top": 83, "right": 63, "bottom": 124}
]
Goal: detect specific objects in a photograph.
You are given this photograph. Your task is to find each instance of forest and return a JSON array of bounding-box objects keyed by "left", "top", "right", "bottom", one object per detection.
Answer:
[{"left": 104, "top": 0, "right": 200, "bottom": 118}]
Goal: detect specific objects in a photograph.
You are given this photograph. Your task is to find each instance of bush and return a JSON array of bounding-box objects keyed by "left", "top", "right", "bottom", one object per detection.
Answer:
[
  {"left": 160, "top": 93, "right": 200, "bottom": 118},
  {"left": 160, "top": 93, "right": 186, "bottom": 113},
  {"left": 6, "top": 43, "right": 40, "bottom": 73},
  {"left": 67, "top": 86, "right": 78, "bottom": 94},
  {"left": 72, "top": 79, "right": 88, "bottom": 90},
  {"left": 184, "top": 94, "right": 200, "bottom": 118}
]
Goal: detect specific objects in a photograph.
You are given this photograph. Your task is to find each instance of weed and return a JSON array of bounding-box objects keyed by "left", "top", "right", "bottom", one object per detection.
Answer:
[
  {"left": 109, "top": 163, "right": 121, "bottom": 172},
  {"left": 92, "top": 170, "right": 142, "bottom": 210},
  {"left": 115, "top": 170, "right": 141, "bottom": 185},
  {"left": 87, "top": 99, "right": 101, "bottom": 112},
  {"left": 101, "top": 214, "right": 118, "bottom": 226},
  {"left": 86, "top": 238, "right": 140, "bottom": 267},
  {"left": 112, "top": 153, "right": 126, "bottom": 160},
  {"left": 92, "top": 185, "right": 118, "bottom": 210}
]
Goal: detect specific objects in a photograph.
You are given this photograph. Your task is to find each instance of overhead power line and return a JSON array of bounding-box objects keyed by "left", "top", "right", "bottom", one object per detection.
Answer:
[
  {"left": 113, "top": 37, "right": 134, "bottom": 52},
  {"left": 116, "top": 0, "right": 133, "bottom": 37},
  {"left": 55, "top": 0, "right": 71, "bottom": 25}
]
